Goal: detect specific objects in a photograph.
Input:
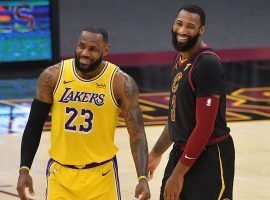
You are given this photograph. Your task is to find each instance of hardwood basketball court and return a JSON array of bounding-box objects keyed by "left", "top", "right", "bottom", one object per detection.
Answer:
[
  {"left": 0, "top": 120, "right": 269, "bottom": 200},
  {"left": 0, "top": 49, "right": 269, "bottom": 199}
]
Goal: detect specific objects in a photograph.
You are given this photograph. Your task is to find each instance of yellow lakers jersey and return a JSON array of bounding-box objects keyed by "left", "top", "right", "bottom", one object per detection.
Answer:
[{"left": 49, "top": 59, "right": 120, "bottom": 165}]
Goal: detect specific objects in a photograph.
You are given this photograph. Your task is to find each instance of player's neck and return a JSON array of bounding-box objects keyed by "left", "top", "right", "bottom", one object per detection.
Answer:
[{"left": 180, "top": 41, "right": 206, "bottom": 60}]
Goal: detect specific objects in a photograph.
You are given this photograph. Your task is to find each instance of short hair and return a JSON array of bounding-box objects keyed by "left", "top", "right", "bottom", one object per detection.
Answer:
[
  {"left": 177, "top": 4, "right": 206, "bottom": 26},
  {"left": 81, "top": 25, "right": 109, "bottom": 43}
]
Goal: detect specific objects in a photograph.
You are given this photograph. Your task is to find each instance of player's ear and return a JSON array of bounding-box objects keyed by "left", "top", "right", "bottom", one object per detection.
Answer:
[
  {"left": 103, "top": 44, "right": 110, "bottom": 57},
  {"left": 199, "top": 26, "right": 205, "bottom": 35}
]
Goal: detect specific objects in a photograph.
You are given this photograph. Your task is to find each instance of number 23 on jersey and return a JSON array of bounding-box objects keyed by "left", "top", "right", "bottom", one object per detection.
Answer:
[{"left": 64, "top": 106, "right": 94, "bottom": 134}]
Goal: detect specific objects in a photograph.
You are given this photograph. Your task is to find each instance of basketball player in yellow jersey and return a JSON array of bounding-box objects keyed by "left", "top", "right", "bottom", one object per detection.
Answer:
[{"left": 17, "top": 25, "right": 151, "bottom": 200}]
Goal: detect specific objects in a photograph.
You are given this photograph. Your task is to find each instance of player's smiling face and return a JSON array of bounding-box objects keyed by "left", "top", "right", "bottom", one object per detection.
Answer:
[
  {"left": 75, "top": 31, "right": 109, "bottom": 73},
  {"left": 172, "top": 9, "right": 205, "bottom": 52}
]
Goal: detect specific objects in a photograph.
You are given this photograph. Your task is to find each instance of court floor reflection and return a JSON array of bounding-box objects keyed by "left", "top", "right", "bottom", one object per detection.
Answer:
[{"left": 0, "top": 100, "right": 31, "bottom": 134}]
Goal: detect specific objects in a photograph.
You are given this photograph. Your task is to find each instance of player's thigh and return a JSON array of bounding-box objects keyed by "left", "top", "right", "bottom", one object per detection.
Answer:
[{"left": 182, "top": 138, "right": 234, "bottom": 200}]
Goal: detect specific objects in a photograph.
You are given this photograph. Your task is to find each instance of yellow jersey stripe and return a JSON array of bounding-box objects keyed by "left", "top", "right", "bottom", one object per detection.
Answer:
[
  {"left": 53, "top": 60, "right": 64, "bottom": 96},
  {"left": 217, "top": 145, "right": 225, "bottom": 200},
  {"left": 110, "top": 67, "right": 120, "bottom": 107}
]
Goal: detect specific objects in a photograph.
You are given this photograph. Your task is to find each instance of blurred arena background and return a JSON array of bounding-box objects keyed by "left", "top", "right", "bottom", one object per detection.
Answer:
[{"left": 0, "top": 0, "right": 270, "bottom": 199}]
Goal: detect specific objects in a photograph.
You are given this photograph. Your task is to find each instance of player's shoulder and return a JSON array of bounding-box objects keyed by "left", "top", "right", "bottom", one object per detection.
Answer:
[
  {"left": 106, "top": 61, "right": 137, "bottom": 89},
  {"left": 112, "top": 68, "right": 138, "bottom": 99},
  {"left": 192, "top": 50, "right": 224, "bottom": 76},
  {"left": 38, "top": 62, "right": 61, "bottom": 84},
  {"left": 114, "top": 68, "right": 135, "bottom": 88},
  {"left": 195, "top": 50, "right": 222, "bottom": 68},
  {"left": 45, "top": 62, "right": 61, "bottom": 74},
  {"left": 198, "top": 50, "right": 221, "bottom": 63}
]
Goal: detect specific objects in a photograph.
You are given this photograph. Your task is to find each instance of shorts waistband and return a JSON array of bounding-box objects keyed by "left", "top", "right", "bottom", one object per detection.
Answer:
[
  {"left": 177, "top": 133, "right": 230, "bottom": 149},
  {"left": 50, "top": 158, "right": 113, "bottom": 169}
]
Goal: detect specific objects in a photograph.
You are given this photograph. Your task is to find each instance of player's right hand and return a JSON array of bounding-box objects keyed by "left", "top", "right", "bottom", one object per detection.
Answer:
[
  {"left": 134, "top": 179, "right": 151, "bottom": 200},
  {"left": 147, "top": 151, "right": 162, "bottom": 180},
  {"left": 17, "top": 169, "right": 35, "bottom": 200}
]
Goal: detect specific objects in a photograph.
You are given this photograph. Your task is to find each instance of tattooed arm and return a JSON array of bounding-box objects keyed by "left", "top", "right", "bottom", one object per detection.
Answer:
[
  {"left": 114, "top": 70, "right": 150, "bottom": 200},
  {"left": 151, "top": 123, "right": 173, "bottom": 155},
  {"left": 17, "top": 64, "right": 60, "bottom": 200},
  {"left": 36, "top": 63, "right": 61, "bottom": 103},
  {"left": 148, "top": 123, "right": 173, "bottom": 179}
]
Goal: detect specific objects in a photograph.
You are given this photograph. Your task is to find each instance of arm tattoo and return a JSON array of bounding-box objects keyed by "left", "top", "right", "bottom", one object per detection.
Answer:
[
  {"left": 37, "top": 63, "right": 60, "bottom": 101},
  {"left": 123, "top": 74, "right": 141, "bottom": 133},
  {"left": 152, "top": 124, "right": 173, "bottom": 155},
  {"left": 123, "top": 74, "right": 138, "bottom": 101},
  {"left": 122, "top": 73, "right": 148, "bottom": 176}
]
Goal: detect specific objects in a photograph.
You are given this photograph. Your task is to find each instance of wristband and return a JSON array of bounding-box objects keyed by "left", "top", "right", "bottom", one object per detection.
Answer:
[
  {"left": 138, "top": 175, "right": 147, "bottom": 181},
  {"left": 20, "top": 166, "right": 30, "bottom": 171}
]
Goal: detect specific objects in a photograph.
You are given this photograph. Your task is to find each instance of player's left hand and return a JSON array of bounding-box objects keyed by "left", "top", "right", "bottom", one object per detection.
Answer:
[
  {"left": 163, "top": 175, "right": 183, "bottom": 200},
  {"left": 134, "top": 179, "right": 151, "bottom": 200}
]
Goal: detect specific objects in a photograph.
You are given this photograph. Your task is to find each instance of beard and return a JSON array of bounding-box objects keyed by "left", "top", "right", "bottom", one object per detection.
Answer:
[
  {"left": 171, "top": 29, "right": 200, "bottom": 52},
  {"left": 74, "top": 52, "right": 103, "bottom": 73}
]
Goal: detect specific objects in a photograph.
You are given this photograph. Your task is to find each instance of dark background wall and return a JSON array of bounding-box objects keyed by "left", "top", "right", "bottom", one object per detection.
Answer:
[{"left": 59, "top": 0, "right": 270, "bottom": 57}]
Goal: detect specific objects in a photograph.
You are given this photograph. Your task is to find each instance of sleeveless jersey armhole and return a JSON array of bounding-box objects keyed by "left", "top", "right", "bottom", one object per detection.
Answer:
[
  {"left": 53, "top": 60, "right": 64, "bottom": 96},
  {"left": 110, "top": 67, "right": 120, "bottom": 107}
]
